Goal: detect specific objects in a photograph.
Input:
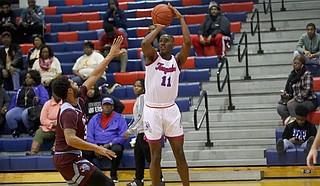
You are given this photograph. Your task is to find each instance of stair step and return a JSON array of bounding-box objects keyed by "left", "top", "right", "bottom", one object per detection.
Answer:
[
  {"left": 163, "top": 170, "right": 263, "bottom": 182},
  {"left": 161, "top": 159, "right": 266, "bottom": 167}
]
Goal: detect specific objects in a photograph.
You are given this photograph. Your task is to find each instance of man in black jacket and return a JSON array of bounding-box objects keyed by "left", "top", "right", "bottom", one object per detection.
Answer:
[
  {"left": 276, "top": 105, "right": 317, "bottom": 155},
  {"left": 191, "top": 1, "right": 230, "bottom": 57},
  {"left": 85, "top": 84, "right": 124, "bottom": 121},
  {"left": 0, "top": 31, "right": 23, "bottom": 90}
]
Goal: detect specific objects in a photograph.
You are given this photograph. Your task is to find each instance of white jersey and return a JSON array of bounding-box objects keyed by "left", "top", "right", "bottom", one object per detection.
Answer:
[{"left": 145, "top": 53, "right": 180, "bottom": 107}]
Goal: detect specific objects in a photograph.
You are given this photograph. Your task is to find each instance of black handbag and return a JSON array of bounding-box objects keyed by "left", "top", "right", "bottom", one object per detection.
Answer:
[{"left": 27, "top": 103, "right": 43, "bottom": 129}]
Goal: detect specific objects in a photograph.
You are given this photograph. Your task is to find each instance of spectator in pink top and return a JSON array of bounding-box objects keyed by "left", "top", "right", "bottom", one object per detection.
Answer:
[{"left": 26, "top": 91, "right": 62, "bottom": 155}]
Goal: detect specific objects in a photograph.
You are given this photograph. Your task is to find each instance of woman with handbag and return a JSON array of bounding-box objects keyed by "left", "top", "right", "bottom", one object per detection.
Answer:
[
  {"left": 26, "top": 92, "right": 62, "bottom": 155},
  {"left": 277, "top": 55, "right": 318, "bottom": 125},
  {"left": 6, "top": 70, "right": 49, "bottom": 137}
]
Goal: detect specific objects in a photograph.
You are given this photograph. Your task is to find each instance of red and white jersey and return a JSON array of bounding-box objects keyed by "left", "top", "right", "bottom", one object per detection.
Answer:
[{"left": 145, "top": 53, "right": 180, "bottom": 107}]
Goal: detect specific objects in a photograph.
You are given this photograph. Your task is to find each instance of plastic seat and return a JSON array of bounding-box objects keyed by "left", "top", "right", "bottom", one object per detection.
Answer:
[
  {"left": 194, "top": 56, "right": 219, "bottom": 69},
  {"left": 50, "top": 22, "right": 69, "bottom": 33},
  {"left": 181, "top": 57, "right": 195, "bottom": 69},
  {"left": 114, "top": 72, "right": 139, "bottom": 85},
  {"left": 173, "top": 35, "right": 184, "bottom": 46},
  {"left": 314, "top": 77, "right": 320, "bottom": 91},
  {"left": 65, "top": 41, "right": 85, "bottom": 52},
  {"left": 78, "top": 30, "right": 98, "bottom": 40},
  {"left": 185, "top": 14, "right": 206, "bottom": 25},
  {"left": 44, "top": 6, "right": 56, "bottom": 15},
  {"left": 184, "top": 69, "right": 210, "bottom": 82},
  {"left": 175, "top": 97, "right": 191, "bottom": 112},
  {"left": 136, "top": 27, "right": 149, "bottom": 38},
  {"left": 62, "top": 13, "right": 82, "bottom": 22},
  {"left": 2, "top": 138, "right": 31, "bottom": 152},
  {"left": 121, "top": 99, "right": 136, "bottom": 114},
  {"left": 58, "top": 31, "right": 78, "bottom": 42},
  {"left": 188, "top": 24, "right": 200, "bottom": 35},
  {"left": 10, "top": 156, "right": 37, "bottom": 171},
  {"left": 230, "top": 22, "right": 242, "bottom": 33},
  {"left": 224, "top": 12, "right": 247, "bottom": 23},
  {"left": 37, "top": 156, "right": 55, "bottom": 170},
  {"left": 128, "top": 38, "right": 143, "bottom": 48},
  {"left": 61, "top": 63, "right": 74, "bottom": 75},
  {"left": 307, "top": 110, "right": 320, "bottom": 125},
  {"left": 127, "top": 59, "right": 143, "bottom": 72},
  {"left": 65, "top": 0, "right": 83, "bottom": 6},
  {"left": 81, "top": 12, "right": 100, "bottom": 21},
  {"left": 88, "top": 20, "right": 103, "bottom": 30},
  {"left": 165, "top": 25, "right": 180, "bottom": 35},
  {"left": 56, "top": 6, "right": 75, "bottom": 14},
  {"left": 83, "top": 0, "right": 101, "bottom": 4},
  {"left": 119, "top": 2, "right": 128, "bottom": 10},
  {"left": 111, "top": 86, "right": 127, "bottom": 99},
  {"left": 49, "top": 0, "right": 66, "bottom": 6},
  {"left": 177, "top": 5, "right": 207, "bottom": 15},
  {"left": 20, "top": 44, "right": 34, "bottom": 55},
  {"left": 106, "top": 73, "right": 115, "bottom": 85},
  {"left": 135, "top": 8, "right": 153, "bottom": 18},
  {"left": 265, "top": 148, "right": 297, "bottom": 165},
  {"left": 0, "top": 157, "right": 10, "bottom": 171},
  {"left": 45, "top": 15, "right": 62, "bottom": 23},
  {"left": 44, "top": 32, "right": 58, "bottom": 42},
  {"left": 182, "top": 0, "right": 201, "bottom": 6},
  {"left": 178, "top": 82, "right": 201, "bottom": 97},
  {"left": 47, "top": 42, "right": 66, "bottom": 52},
  {"left": 127, "top": 17, "right": 152, "bottom": 28},
  {"left": 70, "top": 22, "right": 88, "bottom": 31}
]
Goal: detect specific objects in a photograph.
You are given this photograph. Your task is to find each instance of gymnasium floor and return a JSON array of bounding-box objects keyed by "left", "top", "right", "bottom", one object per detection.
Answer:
[{"left": 1, "top": 179, "right": 320, "bottom": 186}]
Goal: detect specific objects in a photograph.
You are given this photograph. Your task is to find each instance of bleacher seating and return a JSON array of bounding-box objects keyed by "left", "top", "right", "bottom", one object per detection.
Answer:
[{"left": 0, "top": 0, "right": 257, "bottom": 172}]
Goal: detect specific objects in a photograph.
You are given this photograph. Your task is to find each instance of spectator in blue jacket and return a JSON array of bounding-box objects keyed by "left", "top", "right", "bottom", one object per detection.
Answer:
[
  {"left": 6, "top": 70, "right": 49, "bottom": 137},
  {"left": 103, "top": 0, "right": 127, "bottom": 37},
  {"left": 83, "top": 97, "right": 128, "bottom": 183}
]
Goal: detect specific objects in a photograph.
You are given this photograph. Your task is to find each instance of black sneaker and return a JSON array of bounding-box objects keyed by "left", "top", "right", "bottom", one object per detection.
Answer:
[
  {"left": 11, "top": 129, "right": 20, "bottom": 138},
  {"left": 304, "top": 136, "right": 315, "bottom": 154},
  {"left": 276, "top": 138, "right": 284, "bottom": 155},
  {"left": 127, "top": 179, "right": 144, "bottom": 186}
]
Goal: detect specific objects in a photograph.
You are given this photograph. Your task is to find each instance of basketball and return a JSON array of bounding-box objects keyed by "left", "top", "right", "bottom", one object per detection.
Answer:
[{"left": 151, "top": 4, "right": 174, "bottom": 26}]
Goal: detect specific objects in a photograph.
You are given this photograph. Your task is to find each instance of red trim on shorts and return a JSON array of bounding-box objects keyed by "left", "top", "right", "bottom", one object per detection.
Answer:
[
  {"left": 146, "top": 103, "right": 175, "bottom": 109},
  {"left": 165, "top": 134, "right": 184, "bottom": 140},
  {"left": 145, "top": 137, "right": 163, "bottom": 143},
  {"left": 145, "top": 53, "right": 159, "bottom": 66}
]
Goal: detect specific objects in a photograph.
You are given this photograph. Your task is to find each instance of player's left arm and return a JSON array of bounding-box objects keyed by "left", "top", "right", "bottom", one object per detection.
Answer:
[{"left": 169, "top": 4, "right": 191, "bottom": 68}]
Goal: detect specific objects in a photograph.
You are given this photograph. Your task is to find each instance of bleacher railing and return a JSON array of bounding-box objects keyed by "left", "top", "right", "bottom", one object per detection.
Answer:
[
  {"left": 263, "top": 0, "right": 277, "bottom": 31},
  {"left": 217, "top": 57, "right": 235, "bottom": 110},
  {"left": 194, "top": 90, "right": 213, "bottom": 147},
  {"left": 250, "top": 8, "right": 264, "bottom": 54},
  {"left": 237, "top": 31, "right": 251, "bottom": 80},
  {"left": 281, "top": 0, "right": 287, "bottom": 11}
]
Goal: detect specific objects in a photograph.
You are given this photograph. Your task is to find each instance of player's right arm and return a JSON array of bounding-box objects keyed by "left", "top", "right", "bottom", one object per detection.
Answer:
[
  {"left": 307, "top": 129, "right": 320, "bottom": 169},
  {"left": 64, "top": 128, "right": 116, "bottom": 160},
  {"left": 141, "top": 25, "right": 165, "bottom": 65}
]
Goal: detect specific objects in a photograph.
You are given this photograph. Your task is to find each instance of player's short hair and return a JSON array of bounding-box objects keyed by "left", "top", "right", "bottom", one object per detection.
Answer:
[{"left": 52, "top": 76, "right": 71, "bottom": 100}]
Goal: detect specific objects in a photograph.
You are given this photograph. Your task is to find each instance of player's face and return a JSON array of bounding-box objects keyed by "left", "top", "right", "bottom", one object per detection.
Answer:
[
  {"left": 296, "top": 115, "right": 306, "bottom": 127},
  {"left": 83, "top": 46, "right": 93, "bottom": 56},
  {"left": 133, "top": 80, "right": 144, "bottom": 97},
  {"left": 210, "top": 7, "right": 219, "bottom": 16},
  {"left": 306, "top": 26, "right": 315, "bottom": 38},
  {"left": 159, "top": 35, "right": 174, "bottom": 55},
  {"left": 102, "top": 103, "right": 114, "bottom": 116},
  {"left": 68, "top": 79, "right": 81, "bottom": 98}
]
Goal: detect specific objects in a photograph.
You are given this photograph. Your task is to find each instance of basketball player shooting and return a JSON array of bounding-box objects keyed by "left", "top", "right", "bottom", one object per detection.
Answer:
[
  {"left": 52, "top": 36, "right": 123, "bottom": 186},
  {"left": 141, "top": 4, "right": 191, "bottom": 186}
]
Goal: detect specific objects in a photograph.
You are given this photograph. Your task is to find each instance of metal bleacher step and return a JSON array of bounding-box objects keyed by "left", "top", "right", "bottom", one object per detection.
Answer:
[
  {"left": 162, "top": 158, "right": 266, "bottom": 167},
  {"left": 182, "top": 139, "right": 275, "bottom": 149},
  {"left": 163, "top": 170, "right": 263, "bottom": 182}
]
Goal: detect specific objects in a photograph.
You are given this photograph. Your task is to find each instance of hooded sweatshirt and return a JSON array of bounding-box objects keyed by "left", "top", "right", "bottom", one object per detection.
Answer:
[
  {"left": 198, "top": 1, "right": 230, "bottom": 37},
  {"left": 85, "top": 84, "right": 124, "bottom": 120},
  {"left": 103, "top": 0, "right": 127, "bottom": 30}
]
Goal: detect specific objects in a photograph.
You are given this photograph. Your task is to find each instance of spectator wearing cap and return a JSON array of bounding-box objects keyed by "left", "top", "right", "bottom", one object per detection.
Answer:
[
  {"left": 0, "top": 1, "right": 17, "bottom": 42},
  {"left": 83, "top": 97, "right": 128, "bottom": 183},
  {"left": 99, "top": 23, "right": 128, "bottom": 72},
  {"left": 191, "top": 1, "right": 230, "bottom": 57},
  {"left": 17, "top": 0, "right": 45, "bottom": 43},
  {"left": 0, "top": 31, "right": 23, "bottom": 90}
]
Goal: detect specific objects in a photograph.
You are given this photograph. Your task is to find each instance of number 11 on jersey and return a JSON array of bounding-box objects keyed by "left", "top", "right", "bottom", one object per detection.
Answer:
[{"left": 161, "top": 76, "right": 171, "bottom": 87}]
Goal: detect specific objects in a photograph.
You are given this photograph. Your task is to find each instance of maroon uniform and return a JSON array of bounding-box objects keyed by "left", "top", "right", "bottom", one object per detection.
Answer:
[{"left": 53, "top": 86, "right": 97, "bottom": 186}]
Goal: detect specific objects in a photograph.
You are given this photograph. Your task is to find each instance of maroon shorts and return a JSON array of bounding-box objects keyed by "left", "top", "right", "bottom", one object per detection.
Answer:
[{"left": 53, "top": 153, "right": 97, "bottom": 186}]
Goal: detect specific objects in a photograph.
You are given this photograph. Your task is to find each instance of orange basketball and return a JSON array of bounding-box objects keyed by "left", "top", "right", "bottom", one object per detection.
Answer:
[{"left": 151, "top": 4, "right": 174, "bottom": 26}]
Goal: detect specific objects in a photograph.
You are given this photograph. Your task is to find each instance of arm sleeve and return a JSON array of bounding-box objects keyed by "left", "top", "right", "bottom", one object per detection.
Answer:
[
  {"left": 128, "top": 95, "right": 143, "bottom": 134},
  {"left": 38, "top": 85, "right": 50, "bottom": 105},
  {"left": 282, "top": 125, "right": 291, "bottom": 140},
  {"left": 86, "top": 116, "right": 96, "bottom": 144},
  {"left": 296, "top": 35, "right": 305, "bottom": 54},
  {"left": 295, "top": 72, "right": 313, "bottom": 102},
  {"left": 11, "top": 45, "right": 22, "bottom": 68},
  {"left": 111, "top": 117, "right": 128, "bottom": 145}
]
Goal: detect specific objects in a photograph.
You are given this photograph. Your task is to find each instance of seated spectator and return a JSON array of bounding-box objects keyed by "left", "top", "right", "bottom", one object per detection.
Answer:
[
  {"left": 72, "top": 42, "right": 106, "bottom": 87},
  {"left": 17, "top": 0, "right": 45, "bottom": 43},
  {"left": 124, "top": 79, "right": 164, "bottom": 186},
  {"left": 0, "top": 31, "right": 23, "bottom": 90},
  {"left": 0, "top": 80, "right": 10, "bottom": 127},
  {"left": 103, "top": 0, "right": 127, "bottom": 37},
  {"left": 85, "top": 84, "right": 124, "bottom": 121},
  {"left": 191, "top": 1, "right": 230, "bottom": 57},
  {"left": 83, "top": 97, "right": 128, "bottom": 183},
  {"left": 6, "top": 70, "right": 49, "bottom": 137},
  {"left": 26, "top": 92, "right": 62, "bottom": 155},
  {"left": 140, "top": 24, "right": 166, "bottom": 71},
  {"left": 277, "top": 55, "right": 318, "bottom": 124},
  {"left": 0, "top": 1, "right": 17, "bottom": 42},
  {"left": 294, "top": 23, "right": 320, "bottom": 65},
  {"left": 32, "top": 45, "right": 62, "bottom": 94},
  {"left": 276, "top": 105, "right": 317, "bottom": 155},
  {"left": 99, "top": 23, "right": 128, "bottom": 72},
  {"left": 26, "top": 35, "right": 45, "bottom": 71}
]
